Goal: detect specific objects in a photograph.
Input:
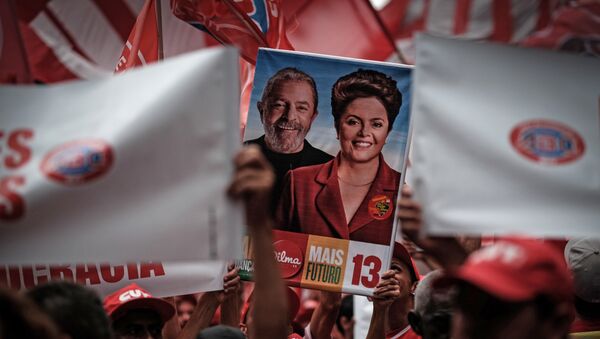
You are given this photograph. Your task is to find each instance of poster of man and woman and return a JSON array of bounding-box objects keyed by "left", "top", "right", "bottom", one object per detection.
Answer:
[{"left": 242, "top": 48, "right": 412, "bottom": 295}]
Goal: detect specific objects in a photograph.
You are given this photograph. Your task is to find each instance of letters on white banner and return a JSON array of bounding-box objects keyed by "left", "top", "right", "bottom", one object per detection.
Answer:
[{"left": 0, "top": 47, "right": 243, "bottom": 264}]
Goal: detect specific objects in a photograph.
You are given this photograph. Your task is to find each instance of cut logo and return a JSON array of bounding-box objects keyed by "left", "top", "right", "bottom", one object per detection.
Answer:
[
  {"left": 510, "top": 120, "right": 585, "bottom": 165},
  {"left": 41, "top": 139, "right": 113, "bottom": 185}
]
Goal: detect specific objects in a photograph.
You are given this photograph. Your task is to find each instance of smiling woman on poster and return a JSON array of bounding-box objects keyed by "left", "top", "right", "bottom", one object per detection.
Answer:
[{"left": 275, "top": 69, "right": 402, "bottom": 245}]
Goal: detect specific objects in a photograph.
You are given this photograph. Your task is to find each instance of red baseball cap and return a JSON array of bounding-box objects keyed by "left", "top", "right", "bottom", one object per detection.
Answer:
[
  {"left": 436, "top": 237, "right": 573, "bottom": 302},
  {"left": 103, "top": 283, "right": 175, "bottom": 322},
  {"left": 392, "top": 242, "right": 420, "bottom": 283}
]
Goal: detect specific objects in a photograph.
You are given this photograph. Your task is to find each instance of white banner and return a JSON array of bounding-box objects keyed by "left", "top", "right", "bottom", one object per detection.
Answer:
[
  {"left": 1, "top": 261, "right": 227, "bottom": 298},
  {"left": 0, "top": 47, "right": 243, "bottom": 263},
  {"left": 411, "top": 34, "right": 600, "bottom": 238}
]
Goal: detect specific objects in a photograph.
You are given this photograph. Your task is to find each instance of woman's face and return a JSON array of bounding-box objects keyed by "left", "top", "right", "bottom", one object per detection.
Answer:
[{"left": 338, "top": 97, "right": 389, "bottom": 164}]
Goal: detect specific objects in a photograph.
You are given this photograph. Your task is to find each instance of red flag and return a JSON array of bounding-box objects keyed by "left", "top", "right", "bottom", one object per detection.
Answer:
[
  {"left": 115, "top": 0, "right": 160, "bottom": 73},
  {"left": 520, "top": 2, "right": 600, "bottom": 57},
  {"left": 0, "top": 0, "right": 32, "bottom": 83},
  {"left": 14, "top": 0, "right": 135, "bottom": 83},
  {"left": 282, "top": 0, "right": 400, "bottom": 62},
  {"left": 380, "top": 0, "right": 557, "bottom": 64},
  {"left": 172, "top": 0, "right": 292, "bottom": 64},
  {"left": 4, "top": 0, "right": 211, "bottom": 83}
]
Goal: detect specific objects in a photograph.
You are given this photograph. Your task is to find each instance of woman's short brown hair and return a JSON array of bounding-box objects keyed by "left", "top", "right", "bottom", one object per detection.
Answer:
[{"left": 331, "top": 69, "right": 402, "bottom": 132}]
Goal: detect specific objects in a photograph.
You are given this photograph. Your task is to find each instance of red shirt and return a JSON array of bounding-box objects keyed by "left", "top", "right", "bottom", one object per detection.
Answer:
[
  {"left": 571, "top": 317, "right": 600, "bottom": 333},
  {"left": 276, "top": 154, "right": 400, "bottom": 245},
  {"left": 386, "top": 326, "right": 421, "bottom": 339}
]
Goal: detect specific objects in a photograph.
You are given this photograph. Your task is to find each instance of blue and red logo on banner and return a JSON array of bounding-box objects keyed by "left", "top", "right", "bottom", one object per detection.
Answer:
[
  {"left": 510, "top": 119, "right": 585, "bottom": 165},
  {"left": 41, "top": 139, "right": 113, "bottom": 185}
]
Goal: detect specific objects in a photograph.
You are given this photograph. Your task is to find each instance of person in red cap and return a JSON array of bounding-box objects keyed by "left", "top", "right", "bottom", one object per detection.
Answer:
[
  {"left": 397, "top": 184, "right": 575, "bottom": 339},
  {"left": 436, "top": 238, "right": 574, "bottom": 339},
  {"left": 366, "top": 242, "right": 420, "bottom": 339},
  {"left": 103, "top": 283, "right": 175, "bottom": 339}
]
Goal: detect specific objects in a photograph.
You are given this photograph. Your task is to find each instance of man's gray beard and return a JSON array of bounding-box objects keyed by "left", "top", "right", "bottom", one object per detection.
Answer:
[{"left": 264, "top": 124, "right": 306, "bottom": 154}]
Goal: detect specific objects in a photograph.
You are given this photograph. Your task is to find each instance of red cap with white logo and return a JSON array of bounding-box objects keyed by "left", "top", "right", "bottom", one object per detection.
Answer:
[
  {"left": 103, "top": 283, "right": 175, "bottom": 322},
  {"left": 436, "top": 237, "right": 573, "bottom": 302},
  {"left": 393, "top": 242, "right": 420, "bottom": 283}
]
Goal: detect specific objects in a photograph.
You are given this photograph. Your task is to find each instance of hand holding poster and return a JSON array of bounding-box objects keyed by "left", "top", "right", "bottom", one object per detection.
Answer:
[
  {"left": 0, "top": 47, "right": 243, "bottom": 264},
  {"left": 410, "top": 34, "right": 600, "bottom": 238},
  {"left": 241, "top": 48, "right": 413, "bottom": 295}
]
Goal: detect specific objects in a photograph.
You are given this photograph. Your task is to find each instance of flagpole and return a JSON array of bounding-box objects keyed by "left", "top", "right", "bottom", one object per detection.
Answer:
[{"left": 155, "top": 0, "right": 164, "bottom": 60}]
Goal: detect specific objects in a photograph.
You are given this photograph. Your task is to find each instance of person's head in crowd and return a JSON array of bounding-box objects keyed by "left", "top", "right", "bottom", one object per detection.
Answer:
[
  {"left": 240, "top": 286, "right": 300, "bottom": 338},
  {"left": 408, "top": 270, "right": 454, "bottom": 339},
  {"left": 391, "top": 241, "right": 420, "bottom": 300},
  {"left": 437, "top": 238, "right": 574, "bottom": 339},
  {"left": 0, "top": 287, "right": 63, "bottom": 339},
  {"left": 196, "top": 325, "right": 246, "bottom": 339},
  {"left": 175, "top": 294, "right": 197, "bottom": 328},
  {"left": 257, "top": 67, "right": 319, "bottom": 154},
  {"left": 26, "top": 281, "right": 112, "bottom": 339},
  {"left": 335, "top": 294, "right": 354, "bottom": 339},
  {"left": 103, "top": 283, "right": 175, "bottom": 339},
  {"left": 388, "top": 242, "right": 420, "bottom": 331},
  {"left": 564, "top": 238, "right": 600, "bottom": 322},
  {"left": 368, "top": 242, "right": 420, "bottom": 338}
]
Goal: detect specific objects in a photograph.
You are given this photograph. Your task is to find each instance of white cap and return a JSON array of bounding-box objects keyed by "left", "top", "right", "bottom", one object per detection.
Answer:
[{"left": 564, "top": 238, "right": 600, "bottom": 303}]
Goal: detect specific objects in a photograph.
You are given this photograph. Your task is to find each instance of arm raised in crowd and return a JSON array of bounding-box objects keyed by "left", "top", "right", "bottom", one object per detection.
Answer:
[
  {"left": 176, "top": 265, "right": 241, "bottom": 339},
  {"left": 308, "top": 291, "right": 342, "bottom": 339},
  {"left": 219, "top": 264, "right": 242, "bottom": 327},
  {"left": 162, "top": 297, "right": 182, "bottom": 339},
  {"left": 397, "top": 184, "right": 468, "bottom": 270},
  {"left": 228, "top": 145, "right": 288, "bottom": 339},
  {"left": 366, "top": 270, "right": 400, "bottom": 339}
]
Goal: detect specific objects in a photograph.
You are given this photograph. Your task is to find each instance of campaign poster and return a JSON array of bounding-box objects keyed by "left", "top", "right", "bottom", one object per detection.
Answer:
[{"left": 241, "top": 48, "right": 412, "bottom": 295}]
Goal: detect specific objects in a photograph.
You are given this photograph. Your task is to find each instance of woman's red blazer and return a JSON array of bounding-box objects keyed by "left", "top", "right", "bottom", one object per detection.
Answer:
[{"left": 275, "top": 154, "right": 400, "bottom": 245}]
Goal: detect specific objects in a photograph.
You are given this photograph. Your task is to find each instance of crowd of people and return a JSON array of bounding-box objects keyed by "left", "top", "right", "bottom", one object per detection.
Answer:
[
  {"left": 1, "top": 145, "right": 598, "bottom": 339},
  {"left": 2, "top": 2, "right": 599, "bottom": 338}
]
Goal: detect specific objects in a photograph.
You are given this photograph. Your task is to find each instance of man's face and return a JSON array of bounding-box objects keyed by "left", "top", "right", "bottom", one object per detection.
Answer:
[
  {"left": 113, "top": 310, "right": 164, "bottom": 339},
  {"left": 390, "top": 258, "right": 414, "bottom": 300},
  {"left": 259, "top": 80, "right": 317, "bottom": 154}
]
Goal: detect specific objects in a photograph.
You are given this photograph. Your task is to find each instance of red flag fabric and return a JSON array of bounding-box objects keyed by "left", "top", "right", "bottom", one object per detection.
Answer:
[
  {"left": 282, "top": 0, "right": 399, "bottom": 62},
  {"left": 0, "top": 0, "right": 32, "bottom": 83},
  {"left": 115, "top": 0, "right": 159, "bottom": 72},
  {"left": 380, "top": 0, "right": 557, "bottom": 63},
  {"left": 9, "top": 0, "right": 213, "bottom": 83},
  {"left": 172, "top": 0, "right": 292, "bottom": 64},
  {"left": 520, "top": 1, "right": 600, "bottom": 57}
]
